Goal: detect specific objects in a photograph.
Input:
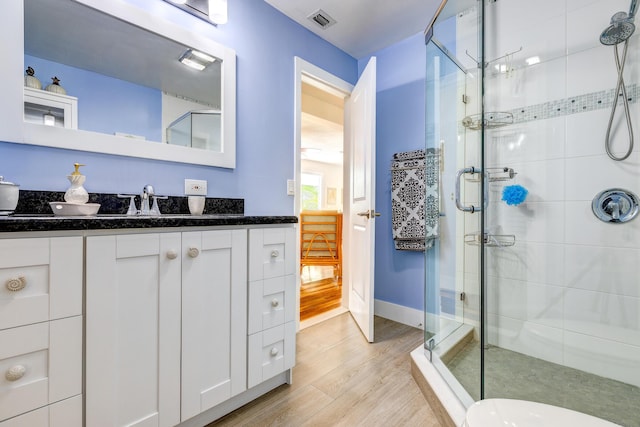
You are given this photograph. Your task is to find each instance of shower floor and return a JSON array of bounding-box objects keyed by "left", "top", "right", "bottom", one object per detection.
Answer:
[{"left": 445, "top": 341, "right": 640, "bottom": 427}]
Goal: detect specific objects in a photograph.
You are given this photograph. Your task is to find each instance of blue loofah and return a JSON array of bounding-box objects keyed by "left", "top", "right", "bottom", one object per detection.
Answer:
[{"left": 502, "top": 184, "right": 528, "bottom": 205}]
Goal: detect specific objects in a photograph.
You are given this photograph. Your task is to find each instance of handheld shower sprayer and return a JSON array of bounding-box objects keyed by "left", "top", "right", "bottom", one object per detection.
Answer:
[
  {"left": 600, "top": 0, "right": 636, "bottom": 161},
  {"left": 600, "top": 0, "right": 637, "bottom": 45}
]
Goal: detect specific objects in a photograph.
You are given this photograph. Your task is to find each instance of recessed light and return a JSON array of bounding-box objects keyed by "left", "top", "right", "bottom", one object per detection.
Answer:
[{"left": 179, "top": 49, "right": 216, "bottom": 71}]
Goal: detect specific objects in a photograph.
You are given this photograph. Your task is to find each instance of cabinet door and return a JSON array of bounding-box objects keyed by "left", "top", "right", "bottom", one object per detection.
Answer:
[
  {"left": 86, "top": 234, "right": 181, "bottom": 427},
  {"left": 181, "top": 229, "right": 247, "bottom": 421}
]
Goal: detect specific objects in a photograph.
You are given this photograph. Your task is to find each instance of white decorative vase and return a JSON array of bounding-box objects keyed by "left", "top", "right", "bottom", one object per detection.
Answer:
[
  {"left": 45, "top": 76, "right": 67, "bottom": 95},
  {"left": 64, "top": 174, "right": 89, "bottom": 204},
  {"left": 24, "top": 66, "right": 42, "bottom": 89}
]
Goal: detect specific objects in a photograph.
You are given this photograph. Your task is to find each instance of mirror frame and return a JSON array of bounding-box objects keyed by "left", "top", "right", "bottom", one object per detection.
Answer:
[{"left": 1, "top": 0, "right": 236, "bottom": 168}]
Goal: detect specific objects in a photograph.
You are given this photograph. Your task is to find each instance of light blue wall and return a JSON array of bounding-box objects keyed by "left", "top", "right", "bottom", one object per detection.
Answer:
[
  {"left": 360, "top": 32, "right": 427, "bottom": 311},
  {"left": 25, "top": 54, "right": 162, "bottom": 141},
  {"left": 2, "top": 0, "right": 357, "bottom": 215}
]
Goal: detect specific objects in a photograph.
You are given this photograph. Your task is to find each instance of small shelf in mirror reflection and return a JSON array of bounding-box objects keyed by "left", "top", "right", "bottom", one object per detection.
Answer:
[{"left": 23, "top": 87, "right": 77, "bottom": 129}]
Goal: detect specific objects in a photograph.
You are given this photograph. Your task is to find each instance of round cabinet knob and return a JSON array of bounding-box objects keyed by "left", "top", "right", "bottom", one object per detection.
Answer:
[
  {"left": 187, "top": 247, "right": 200, "bottom": 258},
  {"left": 270, "top": 250, "right": 279, "bottom": 258},
  {"left": 270, "top": 347, "right": 279, "bottom": 357},
  {"left": 6, "top": 276, "right": 27, "bottom": 292},
  {"left": 5, "top": 365, "right": 26, "bottom": 382},
  {"left": 271, "top": 298, "right": 280, "bottom": 308},
  {"left": 166, "top": 250, "right": 178, "bottom": 260}
]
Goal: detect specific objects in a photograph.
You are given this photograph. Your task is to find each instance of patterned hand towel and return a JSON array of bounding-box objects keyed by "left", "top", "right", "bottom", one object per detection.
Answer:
[{"left": 391, "top": 148, "right": 440, "bottom": 251}]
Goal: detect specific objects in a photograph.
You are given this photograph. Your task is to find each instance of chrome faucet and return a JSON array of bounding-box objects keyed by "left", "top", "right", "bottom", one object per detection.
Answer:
[{"left": 141, "top": 185, "right": 155, "bottom": 215}]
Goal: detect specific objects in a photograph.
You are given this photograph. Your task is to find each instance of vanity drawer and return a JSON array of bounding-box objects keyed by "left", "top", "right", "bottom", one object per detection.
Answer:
[
  {"left": 247, "top": 322, "right": 295, "bottom": 389},
  {"left": 0, "top": 237, "right": 82, "bottom": 331},
  {"left": 248, "top": 275, "right": 295, "bottom": 335},
  {"left": 0, "top": 395, "right": 82, "bottom": 427},
  {"left": 248, "top": 228, "right": 296, "bottom": 281},
  {"left": 0, "top": 317, "right": 82, "bottom": 422}
]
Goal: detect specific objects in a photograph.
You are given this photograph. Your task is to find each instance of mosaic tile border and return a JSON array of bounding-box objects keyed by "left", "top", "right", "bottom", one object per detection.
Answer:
[{"left": 508, "top": 83, "right": 639, "bottom": 124}]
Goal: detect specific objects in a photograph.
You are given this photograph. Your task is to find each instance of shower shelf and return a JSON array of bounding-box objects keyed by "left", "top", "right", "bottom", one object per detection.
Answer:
[
  {"left": 463, "top": 167, "right": 517, "bottom": 182},
  {"left": 464, "top": 232, "right": 515, "bottom": 247},
  {"left": 487, "top": 167, "right": 517, "bottom": 182},
  {"left": 462, "top": 112, "right": 513, "bottom": 130}
]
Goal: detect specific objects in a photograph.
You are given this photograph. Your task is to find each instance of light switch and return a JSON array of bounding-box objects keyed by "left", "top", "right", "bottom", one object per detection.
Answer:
[{"left": 287, "top": 179, "right": 295, "bottom": 196}]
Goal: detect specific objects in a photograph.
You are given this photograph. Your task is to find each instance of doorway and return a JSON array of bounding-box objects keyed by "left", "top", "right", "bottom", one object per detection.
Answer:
[
  {"left": 294, "top": 58, "right": 352, "bottom": 328},
  {"left": 294, "top": 57, "right": 378, "bottom": 340},
  {"left": 299, "top": 79, "right": 345, "bottom": 324}
]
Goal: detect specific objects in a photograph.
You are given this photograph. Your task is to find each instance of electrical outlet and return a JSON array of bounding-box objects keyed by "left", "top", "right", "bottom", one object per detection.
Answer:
[{"left": 184, "top": 179, "right": 207, "bottom": 196}]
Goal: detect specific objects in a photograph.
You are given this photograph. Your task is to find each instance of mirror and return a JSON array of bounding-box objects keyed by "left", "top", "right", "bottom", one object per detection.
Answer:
[{"left": 14, "top": 0, "right": 236, "bottom": 167}]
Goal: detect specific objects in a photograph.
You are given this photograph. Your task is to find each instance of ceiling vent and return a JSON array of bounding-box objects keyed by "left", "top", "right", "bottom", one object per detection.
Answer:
[{"left": 307, "top": 9, "right": 337, "bottom": 29}]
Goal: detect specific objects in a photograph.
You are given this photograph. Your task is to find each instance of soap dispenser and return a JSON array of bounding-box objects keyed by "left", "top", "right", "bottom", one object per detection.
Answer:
[{"left": 64, "top": 163, "right": 89, "bottom": 204}]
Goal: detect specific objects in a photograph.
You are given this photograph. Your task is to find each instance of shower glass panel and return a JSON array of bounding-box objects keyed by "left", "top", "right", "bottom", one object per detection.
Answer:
[
  {"left": 425, "top": 1, "right": 640, "bottom": 426},
  {"left": 424, "top": 0, "right": 482, "bottom": 405}
]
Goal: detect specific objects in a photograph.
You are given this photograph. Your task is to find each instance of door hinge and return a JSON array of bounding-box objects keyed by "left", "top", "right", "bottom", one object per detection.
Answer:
[
  {"left": 460, "top": 292, "right": 466, "bottom": 301},
  {"left": 462, "top": 94, "right": 469, "bottom": 104}
]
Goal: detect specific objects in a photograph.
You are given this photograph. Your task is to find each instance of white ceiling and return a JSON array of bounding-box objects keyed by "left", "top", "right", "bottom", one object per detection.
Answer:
[{"left": 265, "top": 0, "right": 444, "bottom": 58}]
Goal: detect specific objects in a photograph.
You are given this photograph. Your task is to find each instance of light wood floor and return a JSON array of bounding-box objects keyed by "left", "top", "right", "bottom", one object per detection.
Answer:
[{"left": 209, "top": 314, "right": 441, "bottom": 427}]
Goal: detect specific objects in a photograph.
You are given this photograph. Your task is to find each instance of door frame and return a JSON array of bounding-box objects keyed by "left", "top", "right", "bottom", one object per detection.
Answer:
[{"left": 293, "top": 57, "right": 353, "bottom": 329}]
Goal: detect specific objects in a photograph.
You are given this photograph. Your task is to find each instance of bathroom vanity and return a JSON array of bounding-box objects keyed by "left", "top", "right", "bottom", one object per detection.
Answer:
[{"left": 0, "top": 213, "right": 297, "bottom": 427}]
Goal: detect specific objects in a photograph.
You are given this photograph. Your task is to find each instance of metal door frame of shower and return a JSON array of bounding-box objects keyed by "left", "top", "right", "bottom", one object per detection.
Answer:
[{"left": 422, "top": 0, "right": 490, "bottom": 401}]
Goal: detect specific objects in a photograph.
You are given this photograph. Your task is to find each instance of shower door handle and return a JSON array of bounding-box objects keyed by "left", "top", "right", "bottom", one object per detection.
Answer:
[{"left": 455, "top": 167, "right": 484, "bottom": 213}]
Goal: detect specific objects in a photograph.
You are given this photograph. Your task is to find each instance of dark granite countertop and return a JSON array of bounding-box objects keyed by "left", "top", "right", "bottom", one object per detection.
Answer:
[
  {"left": 0, "top": 214, "right": 297, "bottom": 232},
  {"left": 1, "top": 190, "right": 296, "bottom": 232}
]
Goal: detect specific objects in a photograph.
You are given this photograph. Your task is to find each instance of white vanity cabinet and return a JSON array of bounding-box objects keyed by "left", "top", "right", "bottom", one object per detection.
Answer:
[
  {"left": 0, "top": 237, "right": 83, "bottom": 427},
  {"left": 86, "top": 229, "right": 249, "bottom": 426},
  {"left": 247, "top": 228, "right": 296, "bottom": 388},
  {"left": 180, "top": 230, "right": 247, "bottom": 421},
  {"left": 85, "top": 233, "right": 182, "bottom": 427}
]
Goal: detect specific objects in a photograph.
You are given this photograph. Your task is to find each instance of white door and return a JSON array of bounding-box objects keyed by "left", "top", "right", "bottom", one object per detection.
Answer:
[{"left": 347, "top": 57, "right": 377, "bottom": 342}]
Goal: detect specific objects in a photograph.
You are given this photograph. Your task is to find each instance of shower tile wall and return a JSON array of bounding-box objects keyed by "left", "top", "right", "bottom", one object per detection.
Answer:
[{"left": 477, "top": 0, "right": 640, "bottom": 388}]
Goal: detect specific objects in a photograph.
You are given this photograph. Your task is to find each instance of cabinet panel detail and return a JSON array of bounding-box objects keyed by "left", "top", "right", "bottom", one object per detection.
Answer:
[
  {"left": 248, "top": 322, "right": 296, "bottom": 389},
  {"left": 0, "top": 395, "right": 83, "bottom": 427},
  {"left": 248, "top": 275, "right": 295, "bottom": 334},
  {"left": 248, "top": 228, "right": 296, "bottom": 281},
  {"left": 0, "top": 237, "right": 82, "bottom": 330},
  {"left": 0, "top": 318, "right": 81, "bottom": 422}
]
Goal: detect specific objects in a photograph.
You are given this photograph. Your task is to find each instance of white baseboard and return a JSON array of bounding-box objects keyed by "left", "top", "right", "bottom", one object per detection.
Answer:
[{"left": 374, "top": 299, "right": 424, "bottom": 329}]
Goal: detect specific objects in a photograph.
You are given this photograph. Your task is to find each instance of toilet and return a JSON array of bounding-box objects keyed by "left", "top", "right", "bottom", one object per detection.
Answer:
[{"left": 462, "top": 399, "right": 621, "bottom": 427}]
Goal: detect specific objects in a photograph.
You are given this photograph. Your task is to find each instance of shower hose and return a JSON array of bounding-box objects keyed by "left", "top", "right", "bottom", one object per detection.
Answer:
[{"left": 605, "top": 40, "right": 634, "bottom": 161}]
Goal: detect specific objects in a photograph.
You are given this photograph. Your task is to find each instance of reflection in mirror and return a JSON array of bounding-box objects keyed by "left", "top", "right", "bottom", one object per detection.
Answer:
[
  {"left": 167, "top": 110, "right": 221, "bottom": 151},
  {"left": 15, "top": 0, "right": 236, "bottom": 168},
  {"left": 25, "top": 0, "right": 221, "bottom": 144}
]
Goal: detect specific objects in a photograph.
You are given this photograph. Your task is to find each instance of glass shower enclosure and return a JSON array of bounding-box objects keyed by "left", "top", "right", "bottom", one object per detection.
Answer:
[
  {"left": 424, "top": 1, "right": 640, "bottom": 426},
  {"left": 166, "top": 109, "right": 222, "bottom": 151}
]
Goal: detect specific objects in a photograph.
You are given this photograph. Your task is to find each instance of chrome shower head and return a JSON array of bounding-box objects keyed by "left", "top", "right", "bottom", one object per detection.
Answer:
[
  {"left": 600, "top": 19, "right": 636, "bottom": 45},
  {"left": 600, "top": 1, "right": 638, "bottom": 45}
]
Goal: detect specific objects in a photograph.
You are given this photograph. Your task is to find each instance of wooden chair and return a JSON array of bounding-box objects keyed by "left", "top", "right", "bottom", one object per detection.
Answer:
[{"left": 300, "top": 210, "right": 342, "bottom": 278}]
